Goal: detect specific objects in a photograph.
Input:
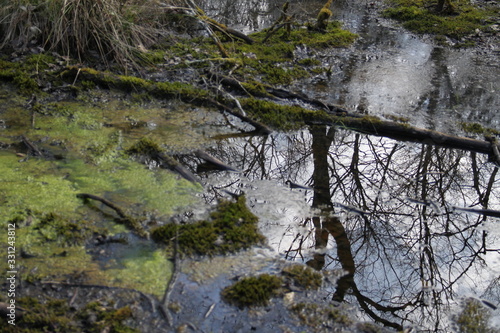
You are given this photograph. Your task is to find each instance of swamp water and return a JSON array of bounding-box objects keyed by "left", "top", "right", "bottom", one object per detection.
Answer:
[{"left": 0, "top": 0, "right": 498, "bottom": 332}]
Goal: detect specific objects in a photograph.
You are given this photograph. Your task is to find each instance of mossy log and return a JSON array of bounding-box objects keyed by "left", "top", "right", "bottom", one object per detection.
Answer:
[
  {"left": 311, "top": 116, "right": 500, "bottom": 161},
  {"left": 61, "top": 67, "right": 499, "bottom": 160},
  {"left": 206, "top": 71, "right": 353, "bottom": 117}
]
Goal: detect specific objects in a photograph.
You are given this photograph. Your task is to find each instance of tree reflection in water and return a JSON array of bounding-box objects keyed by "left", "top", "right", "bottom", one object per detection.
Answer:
[{"left": 178, "top": 125, "right": 499, "bottom": 331}]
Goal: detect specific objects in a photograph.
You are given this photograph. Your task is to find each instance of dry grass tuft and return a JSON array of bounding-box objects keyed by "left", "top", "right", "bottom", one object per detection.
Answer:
[{"left": 0, "top": 0, "right": 184, "bottom": 69}]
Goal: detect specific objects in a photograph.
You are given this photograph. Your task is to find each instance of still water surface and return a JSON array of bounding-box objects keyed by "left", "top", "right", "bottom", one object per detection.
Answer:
[{"left": 194, "top": 0, "right": 500, "bottom": 331}]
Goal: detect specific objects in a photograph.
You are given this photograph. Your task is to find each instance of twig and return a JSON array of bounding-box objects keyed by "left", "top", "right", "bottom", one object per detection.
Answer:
[
  {"left": 76, "top": 193, "right": 149, "bottom": 238},
  {"left": 205, "top": 303, "right": 216, "bottom": 318},
  {"left": 185, "top": 0, "right": 230, "bottom": 57},
  {"left": 77, "top": 193, "right": 127, "bottom": 218},
  {"left": 161, "top": 215, "right": 181, "bottom": 327},
  {"left": 207, "top": 97, "right": 272, "bottom": 135},
  {"left": 41, "top": 281, "right": 156, "bottom": 311},
  {"left": 21, "top": 135, "right": 44, "bottom": 157}
]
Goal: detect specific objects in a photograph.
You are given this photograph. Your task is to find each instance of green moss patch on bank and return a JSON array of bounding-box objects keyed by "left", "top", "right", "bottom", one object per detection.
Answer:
[
  {"left": 291, "top": 302, "right": 354, "bottom": 327},
  {"left": 151, "top": 196, "right": 265, "bottom": 255},
  {"left": 383, "top": 0, "right": 498, "bottom": 45},
  {"left": 282, "top": 264, "right": 323, "bottom": 290},
  {"left": 0, "top": 54, "right": 59, "bottom": 95},
  {"left": 0, "top": 296, "right": 139, "bottom": 333}
]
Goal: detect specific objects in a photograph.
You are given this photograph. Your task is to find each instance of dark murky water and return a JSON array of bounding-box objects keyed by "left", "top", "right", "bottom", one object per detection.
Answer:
[{"left": 193, "top": 0, "right": 500, "bottom": 331}]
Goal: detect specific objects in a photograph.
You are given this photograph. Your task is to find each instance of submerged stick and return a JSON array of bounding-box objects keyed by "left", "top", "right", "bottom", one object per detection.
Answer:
[
  {"left": 194, "top": 150, "right": 241, "bottom": 172},
  {"left": 21, "top": 135, "right": 44, "bottom": 157},
  {"left": 76, "top": 193, "right": 149, "bottom": 238}
]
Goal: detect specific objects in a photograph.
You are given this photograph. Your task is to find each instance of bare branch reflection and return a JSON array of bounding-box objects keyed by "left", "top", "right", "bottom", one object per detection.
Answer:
[{"left": 178, "top": 124, "right": 499, "bottom": 331}]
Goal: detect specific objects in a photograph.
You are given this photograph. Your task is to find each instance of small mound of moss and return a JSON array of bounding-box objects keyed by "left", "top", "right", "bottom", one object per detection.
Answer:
[
  {"left": 151, "top": 196, "right": 265, "bottom": 255},
  {"left": 221, "top": 274, "right": 283, "bottom": 308},
  {"left": 126, "top": 137, "right": 163, "bottom": 156},
  {"left": 282, "top": 264, "right": 323, "bottom": 290},
  {"left": 453, "top": 298, "right": 497, "bottom": 333}
]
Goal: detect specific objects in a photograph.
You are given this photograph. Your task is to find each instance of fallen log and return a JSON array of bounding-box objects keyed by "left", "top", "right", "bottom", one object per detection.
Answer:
[
  {"left": 206, "top": 71, "right": 354, "bottom": 117},
  {"left": 308, "top": 115, "right": 500, "bottom": 158},
  {"left": 61, "top": 67, "right": 498, "bottom": 159}
]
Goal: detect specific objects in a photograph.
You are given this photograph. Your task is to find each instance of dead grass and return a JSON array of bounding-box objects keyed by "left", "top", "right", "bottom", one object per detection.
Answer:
[{"left": 0, "top": 0, "right": 185, "bottom": 69}]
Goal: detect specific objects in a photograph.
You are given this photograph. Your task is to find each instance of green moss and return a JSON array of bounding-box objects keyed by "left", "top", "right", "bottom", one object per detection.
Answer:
[
  {"left": 25, "top": 54, "right": 57, "bottom": 71},
  {"left": 261, "top": 64, "right": 309, "bottom": 85},
  {"left": 240, "top": 80, "right": 273, "bottom": 97},
  {"left": 221, "top": 274, "right": 283, "bottom": 308},
  {"left": 126, "top": 137, "right": 163, "bottom": 156},
  {"left": 291, "top": 302, "right": 353, "bottom": 327},
  {"left": 454, "top": 298, "right": 496, "bottom": 333},
  {"left": 458, "top": 122, "right": 499, "bottom": 137},
  {"left": 297, "top": 58, "right": 322, "bottom": 66},
  {"left": 385, "top": 114, "right": 410, "bottom": 123},
  {"left": 0, "top": 55, "right": 57, "bottom": 95},
  {"left": 383, "top": 0, "right": 498, "bottom": 42},
  {"left": 151, "top": 196, "right": 265, "bottom": 255},
  {"left": 34, "top": 212, "right": 95, "bottom": 246},
  {"left": 282, "top": 264, "right": 323, "bottom": 290},
  {"left": 0, "top": 297, "right": 139, "bottom": 333},
  {"left": 460, "top": 121, "right": 486, "bottom": 134},
  {"left": 240, "top": 98, "right": 331, "bottom": 130}
]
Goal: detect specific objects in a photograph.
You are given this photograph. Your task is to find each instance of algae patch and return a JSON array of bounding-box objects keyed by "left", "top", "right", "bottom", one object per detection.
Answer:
[
  {"left": 98, "top": 247, "right": 172, "bottom": 298},
  {"left": 383, "top": 0, "right": 498, "bottom": 45},
  {"left": 0, "top": 93, "right": 202, "bottom": 301}
]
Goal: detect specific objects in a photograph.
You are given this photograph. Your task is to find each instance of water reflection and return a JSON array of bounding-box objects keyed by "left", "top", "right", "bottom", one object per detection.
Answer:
[
  {"left": 182, "top": 126, "right": 499, "bottom": 331},
  {"left": 191, "top": 0, "right": 499, "bottom": 329},
  {"left": 202, "top": 0, "right": 499, "bottom": 131}
]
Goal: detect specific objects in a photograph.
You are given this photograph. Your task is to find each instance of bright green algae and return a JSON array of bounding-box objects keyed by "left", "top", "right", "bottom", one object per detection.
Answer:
[{"left": 0, "top": 92, "right": 201, "bottom": 299}]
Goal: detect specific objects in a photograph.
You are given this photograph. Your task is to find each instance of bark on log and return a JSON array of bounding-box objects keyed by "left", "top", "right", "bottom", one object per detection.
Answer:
[
  {"left": 194, "top": 149, "right": 241, "bottom": 172},
  {"left": 155, "top": 152, "right": 200, "bottom": 183}
]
